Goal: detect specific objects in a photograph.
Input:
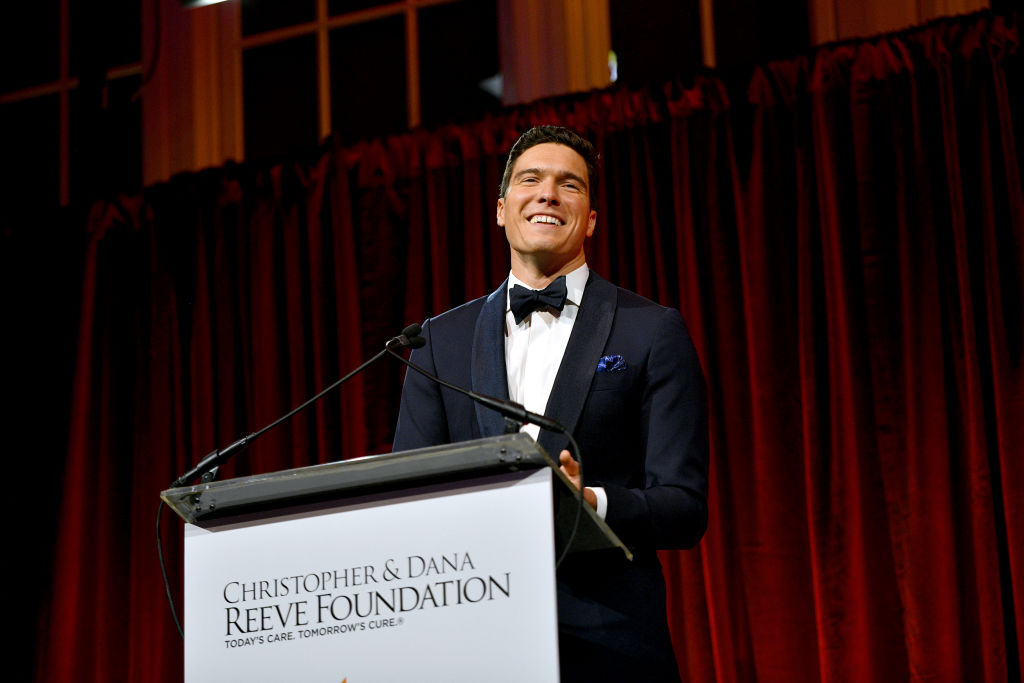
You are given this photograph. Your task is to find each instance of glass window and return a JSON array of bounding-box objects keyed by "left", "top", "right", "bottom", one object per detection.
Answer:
[
  {"left": 327, "top": 0, "right": 395, "bottom": 16},
  {"left": 242, "top": 0, "right": 316, "bottom": 37},
  {"left": 609, "top": 0, "right": 701, "bottom": 87},
  {"left": 418, "top": 0, "right": 500, "bottom": 128},
  {"left": 70, "top": 0, "right": 141, "bottom": 77},
  {"left": 329, "top": 16, "right": 406, "bottom": 142},
  {"left": 0, "top": 95, "right": 60, "bottom": 214},
  {"left": 244, "top": 35, "right": 319, "bottom": 162},
  {"left": 0, "top": 2, "right": 60, "bottom": 92},
  {"left": 69, "top": 75, "right": 142, "bottom": 201}
]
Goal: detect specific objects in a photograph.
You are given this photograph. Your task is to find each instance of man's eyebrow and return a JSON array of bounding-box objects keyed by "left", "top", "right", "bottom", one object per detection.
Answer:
[{"left": 513, "top": 167, "right": 588, "bottom": 189}]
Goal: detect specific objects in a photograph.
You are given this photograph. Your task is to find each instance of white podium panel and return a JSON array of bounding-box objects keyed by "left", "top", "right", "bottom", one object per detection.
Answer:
[{"left": 184, "top": 468, "right": 559, "bottom": 682}]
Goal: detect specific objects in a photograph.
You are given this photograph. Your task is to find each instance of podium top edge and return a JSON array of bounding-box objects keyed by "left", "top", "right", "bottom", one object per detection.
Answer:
[{"left": 161, "top": 434, "right": 553, "bottom": 524}]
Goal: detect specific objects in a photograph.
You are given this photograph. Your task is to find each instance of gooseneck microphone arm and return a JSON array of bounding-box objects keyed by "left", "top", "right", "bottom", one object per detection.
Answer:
[
  {"left": 386, "top": 329, "right": 588, "bottom": 568},
  {"left": 160, "top": 324, "right": 425, "bottom": 640},
  {"left": 169, "top": 324, "right": 425, "bottom": 488},
  {"left": 384, "top": 335, "right": 562, "bottom": 434}
]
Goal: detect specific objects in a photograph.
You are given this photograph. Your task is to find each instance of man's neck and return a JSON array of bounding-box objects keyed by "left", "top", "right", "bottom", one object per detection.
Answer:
[{"left": 510, "top": 253, "right": 586, "bottom": 289}]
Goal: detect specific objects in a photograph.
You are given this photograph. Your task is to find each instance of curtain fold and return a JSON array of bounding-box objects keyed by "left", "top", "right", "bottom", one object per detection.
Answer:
[{"left": 37, "top": 11, "right": 1022, "bottom": 682}]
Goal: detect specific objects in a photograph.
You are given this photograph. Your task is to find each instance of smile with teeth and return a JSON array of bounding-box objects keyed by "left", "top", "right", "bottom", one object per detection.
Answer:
[{"left": 529, "top": 214, "right": 564, "bottom": 226}]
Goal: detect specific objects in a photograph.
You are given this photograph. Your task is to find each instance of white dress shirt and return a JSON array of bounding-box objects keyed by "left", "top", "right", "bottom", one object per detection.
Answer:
[{"left": 504, "top": 263, "right": 608, "bottom": 519}]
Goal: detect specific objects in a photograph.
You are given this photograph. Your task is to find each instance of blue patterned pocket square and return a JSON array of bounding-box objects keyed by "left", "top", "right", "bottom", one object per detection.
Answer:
[{"left": 597, "top": 354, "right": 627, "bottom": 373}]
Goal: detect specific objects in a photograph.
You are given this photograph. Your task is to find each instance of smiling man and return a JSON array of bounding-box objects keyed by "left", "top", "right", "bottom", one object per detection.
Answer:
[
  {"left": 498, "top": 137, "right": 596, "bottom": 285},
  {"left": 393, "top": 126, "right": 709, "bottom": 682}
]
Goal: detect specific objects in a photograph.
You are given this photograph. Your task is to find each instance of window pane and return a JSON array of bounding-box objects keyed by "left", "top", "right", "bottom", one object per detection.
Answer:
[
  {"left": 0, "top": 2, "right": 60, "bottom": 92},
  {"left": 0, "top": 95, "right": 60, "bottom": 214},
  {"left": 244, "top": 35, "right": 319, "bottom": 163},
  {"left": 609, "top": 0, "right": 701, "bottom": 87},
  {"left": 70, "top": 74, "right": 142, "bottom": 202},
  {"left": 327, "top": 0, "right": 395, "bottom": 16},
  {"left": 242, "top": 0, "right": 315, "bottom": 37},
  {"left": 329, "top": 16, "right": 406, "bottom": 141},
  {"left": 711, "top": 0, "right": 808, "bottom": 72},
  {"left": 418, "top": 0, "right": 500, "bottom": 128},
  {"left": 70, "top": 0, "right": 141, "bottom": 77}
]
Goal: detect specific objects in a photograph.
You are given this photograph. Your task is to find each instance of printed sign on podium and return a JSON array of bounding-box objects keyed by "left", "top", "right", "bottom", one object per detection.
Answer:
[{"left": 163, "top": 434, "right": 629, "bottom": 682}]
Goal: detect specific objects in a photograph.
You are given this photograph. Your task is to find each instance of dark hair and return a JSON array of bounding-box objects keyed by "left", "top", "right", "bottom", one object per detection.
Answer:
[{"left": 498, "top": 126, "right": 598, "bottom": 198}]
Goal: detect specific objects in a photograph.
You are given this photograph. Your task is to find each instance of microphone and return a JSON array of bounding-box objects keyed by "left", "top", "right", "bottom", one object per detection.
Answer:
[
  {"left": 170, "top": 324, "right": 425, "bottom": 487},
  {"left": 387, "top": 324, "right": 426, "bottom": 350},
  {"left": 386, "top": 342, "right": 562, "bottom": 433},
  {"left": 160, "top": 322, "right": 437, "bottom": 642},
  {"left": 386, "top": 329, "right": 588, "bottom": 568}
]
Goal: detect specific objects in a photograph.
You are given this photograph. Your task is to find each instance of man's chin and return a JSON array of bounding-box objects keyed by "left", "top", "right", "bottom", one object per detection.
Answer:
[{"left": 512, "top": 250, "right": 584, "bottom": 276}]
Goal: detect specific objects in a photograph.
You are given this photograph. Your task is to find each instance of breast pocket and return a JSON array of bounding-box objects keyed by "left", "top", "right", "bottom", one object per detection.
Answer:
[
  {"left": 588, "top": 365, "right": 638, "bottom": 392},
  {"left": 582, "top": 365, "right": 642, "bottom": 434}
]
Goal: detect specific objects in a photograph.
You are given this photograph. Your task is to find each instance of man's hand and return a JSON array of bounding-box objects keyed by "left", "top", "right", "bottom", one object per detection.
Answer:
[{"left": 559, "top": 450, "right": 597, "bottom": 510}]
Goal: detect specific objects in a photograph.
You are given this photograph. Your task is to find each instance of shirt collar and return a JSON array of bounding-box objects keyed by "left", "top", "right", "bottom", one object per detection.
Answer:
[{"left": 506, "top": 263, "right": 589, "bottom": 311}]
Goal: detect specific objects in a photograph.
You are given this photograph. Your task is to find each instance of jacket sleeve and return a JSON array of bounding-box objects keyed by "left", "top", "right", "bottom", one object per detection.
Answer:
[
  {"left": 600, "top": 307, "right": 710, "bottom": 550},
  {"left": 392, "top": 318, "right": 450, "bottom": 452}
]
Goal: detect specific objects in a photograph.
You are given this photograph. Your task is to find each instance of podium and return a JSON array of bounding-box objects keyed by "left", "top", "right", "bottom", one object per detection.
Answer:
[{"left": 162, "top": 433, "right": 629, "bottom": 682}]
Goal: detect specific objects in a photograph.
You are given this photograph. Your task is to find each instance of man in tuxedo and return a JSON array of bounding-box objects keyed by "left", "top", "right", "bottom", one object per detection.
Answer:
[{"left": 393, "top": 126, "right": 708, "bottom": 682}]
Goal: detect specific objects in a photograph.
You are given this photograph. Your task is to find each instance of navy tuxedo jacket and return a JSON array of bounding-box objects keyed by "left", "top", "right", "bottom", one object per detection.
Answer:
[{"left": 393, "top": 271, "right": 708, "bottom": 680}]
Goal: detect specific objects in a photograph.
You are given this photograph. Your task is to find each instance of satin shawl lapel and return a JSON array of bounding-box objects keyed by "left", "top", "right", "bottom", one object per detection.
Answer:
[
  {"left": 536, "top": 272, "right": 617, "bottom": 458},
  {"left": 471, "top": 280, "right": 510, "bottom": 437}
]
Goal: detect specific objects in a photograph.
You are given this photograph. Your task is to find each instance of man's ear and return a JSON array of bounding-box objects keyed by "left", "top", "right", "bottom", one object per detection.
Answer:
[
  {"left": 586, "top": 209, "right": 597, "bottom": 237},
  {"left": 496, "top": 197, "right": 506, "bottom": 227}
]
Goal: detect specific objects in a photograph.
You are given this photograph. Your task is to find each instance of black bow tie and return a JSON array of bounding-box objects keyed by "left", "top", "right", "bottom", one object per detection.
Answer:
[{"left": 509, "top": 276, "right": 568, "bottom": 324}]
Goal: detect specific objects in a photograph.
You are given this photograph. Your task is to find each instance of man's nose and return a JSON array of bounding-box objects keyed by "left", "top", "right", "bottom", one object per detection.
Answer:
[{"left": 538, "top": 181, "right": 561, "bottom": 204}]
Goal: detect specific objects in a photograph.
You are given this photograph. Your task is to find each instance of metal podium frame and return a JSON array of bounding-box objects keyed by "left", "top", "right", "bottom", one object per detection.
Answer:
[{"left": 162, "top": 433, "right": 630, "bottom": 559}]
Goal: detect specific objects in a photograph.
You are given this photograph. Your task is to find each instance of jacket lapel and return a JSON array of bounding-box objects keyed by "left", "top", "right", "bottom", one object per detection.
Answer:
[
  {"left": 537, "top": 271, "right": 616, "bottom": 457},
  {"left": 472, "top": 279, "right": 510, "bottom": 437}
]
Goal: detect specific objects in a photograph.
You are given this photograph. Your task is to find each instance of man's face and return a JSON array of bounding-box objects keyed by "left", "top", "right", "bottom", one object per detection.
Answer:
[{"left": 497, "top": 142, "right": 597, "bottom": 273}]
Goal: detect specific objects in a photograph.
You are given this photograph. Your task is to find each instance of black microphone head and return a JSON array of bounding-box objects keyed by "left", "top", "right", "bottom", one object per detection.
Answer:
[{"left": 387, "top": 323, "right": 426, "bottom": 350}]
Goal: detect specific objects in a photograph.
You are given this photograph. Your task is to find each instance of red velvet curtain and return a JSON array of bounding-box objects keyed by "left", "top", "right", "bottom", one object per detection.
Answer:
[{"left": 37, "top": 12, "right": 1022, "bottom": 682}]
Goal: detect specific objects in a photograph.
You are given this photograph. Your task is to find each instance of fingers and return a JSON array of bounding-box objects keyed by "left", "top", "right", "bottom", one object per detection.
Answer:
[
  {"left": 558, "top": 449, "right": 578, "bottom": 474},
  {"left": 559, "top": 450, "right": 581, "bottom": 491},
  {"left": 558, "top": 450, "right": 595, "bottom": 509}
]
